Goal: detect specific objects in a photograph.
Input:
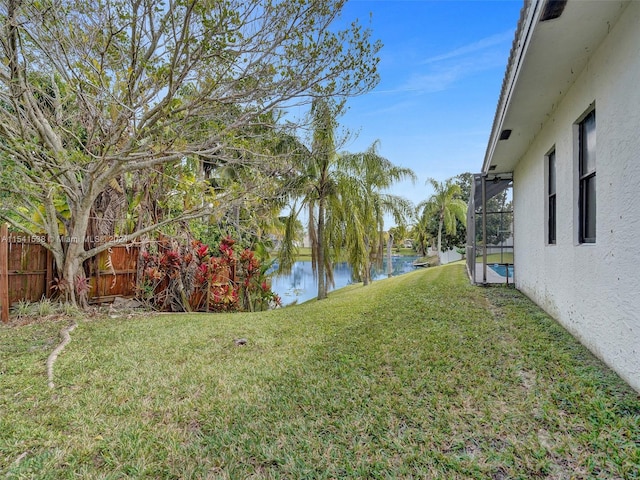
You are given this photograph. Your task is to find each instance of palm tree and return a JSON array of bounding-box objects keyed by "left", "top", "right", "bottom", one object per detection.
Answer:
[
  {"left": 279, "top": 119, "right": 415, "bottom": 297},
  {"left": 278, "top": 99, "right": 340, "bottom": 300},
  {"left": 418, "top": 177, "right": 467, "bottom": 262},
  {"left": 337, "top": 141, "right": 416, "bottom": 285},
  {"left": 411, "top": 216, "right": 431, "bottom": 257}
]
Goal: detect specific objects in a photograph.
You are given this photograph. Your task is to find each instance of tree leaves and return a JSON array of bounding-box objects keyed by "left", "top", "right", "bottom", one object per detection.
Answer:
[{"left": 0, "top": 0, "right": 381, "bottom": 303}]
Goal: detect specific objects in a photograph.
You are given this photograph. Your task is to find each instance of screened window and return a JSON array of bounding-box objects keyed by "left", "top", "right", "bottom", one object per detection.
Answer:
[
  {"left": 579, "top": 110, "right": 596, "bottom": 243},
  {"left": 547, "top": 149, "right": 556, "bottom": 244}
]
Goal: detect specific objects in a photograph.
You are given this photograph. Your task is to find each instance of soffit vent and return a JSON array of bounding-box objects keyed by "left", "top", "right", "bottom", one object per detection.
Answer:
[
  {"left": 499, "top": 129, "right": 512, "bottom": 140},
  {"left": 540, "top": 0, "right": 568, "bottom": 22}
]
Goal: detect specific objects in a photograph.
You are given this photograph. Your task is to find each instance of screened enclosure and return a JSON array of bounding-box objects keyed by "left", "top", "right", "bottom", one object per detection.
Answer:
[{"left": 466, "top": 174, "right": 514, "bottom": 285}]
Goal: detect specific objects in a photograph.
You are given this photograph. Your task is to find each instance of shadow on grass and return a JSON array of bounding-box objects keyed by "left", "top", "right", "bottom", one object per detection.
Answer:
[{"left": 1, "top": 265, "right": 638, "bottom": 479}]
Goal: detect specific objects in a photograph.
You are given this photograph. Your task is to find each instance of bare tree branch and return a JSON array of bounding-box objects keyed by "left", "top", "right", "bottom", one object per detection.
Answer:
[{"left": 0, "top": 0, "right": 380, "bottom": 305}]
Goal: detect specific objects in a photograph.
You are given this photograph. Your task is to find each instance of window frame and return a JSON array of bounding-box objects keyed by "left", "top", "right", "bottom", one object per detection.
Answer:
[
  {"left": 546, "top": 148, "right": 557, "bottom": 245},
  {"left": 578, "top": 109, "right": 596, "bottom": 244}
]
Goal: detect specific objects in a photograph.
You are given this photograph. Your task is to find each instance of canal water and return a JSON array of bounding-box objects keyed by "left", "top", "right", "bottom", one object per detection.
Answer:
[{"left": 269, "top": 256, "right": 420, "bottom": 306}]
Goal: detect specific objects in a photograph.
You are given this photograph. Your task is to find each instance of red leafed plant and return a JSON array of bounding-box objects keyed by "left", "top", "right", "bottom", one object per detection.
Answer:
[
  {"left": 195, "top": 242, "right": 209, "bottom": 259},
  {"left": 138, "top": 236, "right": 279, "bottom": 312}
]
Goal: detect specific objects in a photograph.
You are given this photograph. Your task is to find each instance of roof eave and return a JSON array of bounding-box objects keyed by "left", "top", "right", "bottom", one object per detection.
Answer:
[
  {"left": 481, "top": 0, "right": 630, "bottom": 176},
  {"left": 482, "top": 0, "right": 538, "bottom": 175}
]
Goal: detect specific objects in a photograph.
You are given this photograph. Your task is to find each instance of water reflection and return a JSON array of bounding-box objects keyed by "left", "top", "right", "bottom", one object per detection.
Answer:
[{"left": 269, "top": 256, "right": 420, "bottom": 306}]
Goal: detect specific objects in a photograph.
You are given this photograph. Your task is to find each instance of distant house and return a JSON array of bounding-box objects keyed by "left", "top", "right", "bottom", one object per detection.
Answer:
[{"left": 475, "top": 0, "right": 640, "bottom": 391}]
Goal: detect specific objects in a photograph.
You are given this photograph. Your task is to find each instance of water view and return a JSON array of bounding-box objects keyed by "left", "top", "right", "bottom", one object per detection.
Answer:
[{"left": 269, "top": 256, "right": 421, "bottom": 305}]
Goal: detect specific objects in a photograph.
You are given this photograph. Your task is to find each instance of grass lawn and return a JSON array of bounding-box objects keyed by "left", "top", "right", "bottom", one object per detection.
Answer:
[
  {"left": 393, "top": 247, "right": 418, "bottom": 257},
  {"left": 1, "top": 265, "right": 638, "bottom": 479},
  {"left": 293, "top": 246, "right": 313, "bottom": 261},
  {"left": 476, "top": 252, "right": 515, "bottom": 264}
]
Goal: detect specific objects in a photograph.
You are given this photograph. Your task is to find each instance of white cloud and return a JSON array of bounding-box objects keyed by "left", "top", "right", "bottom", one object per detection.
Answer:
[
  {"left": 422, "top": 29, "right": 515, "bottom": 64},
  {"left": 402, "top": 67, "right": 463, "bottom": 93},
  {"left": 391, "top": 29, "right": 514, "bottom": 94}
]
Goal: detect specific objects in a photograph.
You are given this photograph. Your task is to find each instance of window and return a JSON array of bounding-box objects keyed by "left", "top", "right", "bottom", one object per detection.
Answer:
[
  {"left": 578, "top": 110, "right": 596, "bottom": 243},
  {"left": 547, "top": 149, "right": 556, "bottom": 244}
]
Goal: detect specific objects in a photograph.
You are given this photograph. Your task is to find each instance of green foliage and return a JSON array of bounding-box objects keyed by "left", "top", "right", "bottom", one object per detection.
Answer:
[
  {"left": 418, "top": 177, "right": 467, "bottom": 254},
  {"left": 138, "top": 236, "right": 280, "bottom": 313},
  {"left": 9, "top": 300, "right": 33, "bottom": 319},
  {"left": 277, "top": 98, "right": 340, "bottom": 300},
  {"left": 476, "top": 193, "right": 513, "bottom": 246},
  {"left": 277, "top": 103, "right": 415, "bottom": 296},
  {"left": 35, "top": 298, "right": 56, "bottom": 317},
  {"left": 335, "top": 140, "right": 416, "bottom": 284},
  {"left": 448, "top": 172, "right": 513, "bottom": 249},
  {"left": 9, "top": 298, "right": 82, "bottom": 320},
  {"left": 0, "top": 0, "right": 381, "bottom": 303}
]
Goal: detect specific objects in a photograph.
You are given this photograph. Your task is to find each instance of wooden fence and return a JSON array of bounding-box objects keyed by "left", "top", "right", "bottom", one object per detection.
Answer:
[
  {"left": 0, "top": 223, "right": 139, "bottom": 323},
  {"left": 0, "top": 224, "right": 9, "bottom": 323}
]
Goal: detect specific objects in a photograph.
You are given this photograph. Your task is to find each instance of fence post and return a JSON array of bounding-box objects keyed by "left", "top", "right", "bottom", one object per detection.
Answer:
[
  {"left": 45, "top": 244, "right": 53, "bottom": 299},
  {"left": 1, "top": 223, "right": 9, "bottom": 323}
]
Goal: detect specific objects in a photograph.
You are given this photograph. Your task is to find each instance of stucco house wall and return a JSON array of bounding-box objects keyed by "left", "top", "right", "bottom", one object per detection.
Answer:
[{"left": 512, "top": 1, "right": 640, "bottom": 391}]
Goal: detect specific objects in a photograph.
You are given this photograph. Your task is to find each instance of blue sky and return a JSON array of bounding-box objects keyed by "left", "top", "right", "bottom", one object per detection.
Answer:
[{"left": 335, "top": 0, "right": 523, "bottom": 218}]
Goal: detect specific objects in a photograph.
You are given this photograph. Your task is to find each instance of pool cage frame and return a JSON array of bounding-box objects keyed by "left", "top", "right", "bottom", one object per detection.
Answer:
[{"left": 466, "top": 173, "right": 514, "bottom": 285}]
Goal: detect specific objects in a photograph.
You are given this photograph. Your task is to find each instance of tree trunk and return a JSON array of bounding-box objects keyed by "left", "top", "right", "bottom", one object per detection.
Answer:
[
  {"left": 316, "top": 197, "right": 327, "bottom": 300},
  {"left": 62, "top": 255, "right": 80, "bottom": 306},
  {"left": 56, "top": 191, "right": 97, "bottom": 307},
  {"left": 437, "top": 218, "right": 443, "bottom": 264},
  {"left": 387, "top": 233, "right": 393, "bottom": 278},
  {"left": 362, "top": 235, "right": 371, "bottom": 286}
]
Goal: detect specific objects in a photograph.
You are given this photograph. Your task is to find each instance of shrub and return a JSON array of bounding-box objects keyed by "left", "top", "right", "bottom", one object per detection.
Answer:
[{"left": 138, "top": 236, "right": 281, "bottom": 312}]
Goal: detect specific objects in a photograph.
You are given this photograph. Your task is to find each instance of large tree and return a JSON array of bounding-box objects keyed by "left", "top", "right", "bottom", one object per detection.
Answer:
[
  {"left": 419, "top": 172, "right": 471, "bottom": 253},
  {"left": 278, "top": 98, "right": 340, "bottom": 300},
  {"left": 0, "top": 0, "right": 381, "bottom": 305},
  {"left": 279, "top": 130, "right": 415, "bottom": 298},
  {"left": 335, "top": 140, "right": 415, "bottom": 285},
  {"left": 418, "top": 177, "right": 467, "bottom": 260}
]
